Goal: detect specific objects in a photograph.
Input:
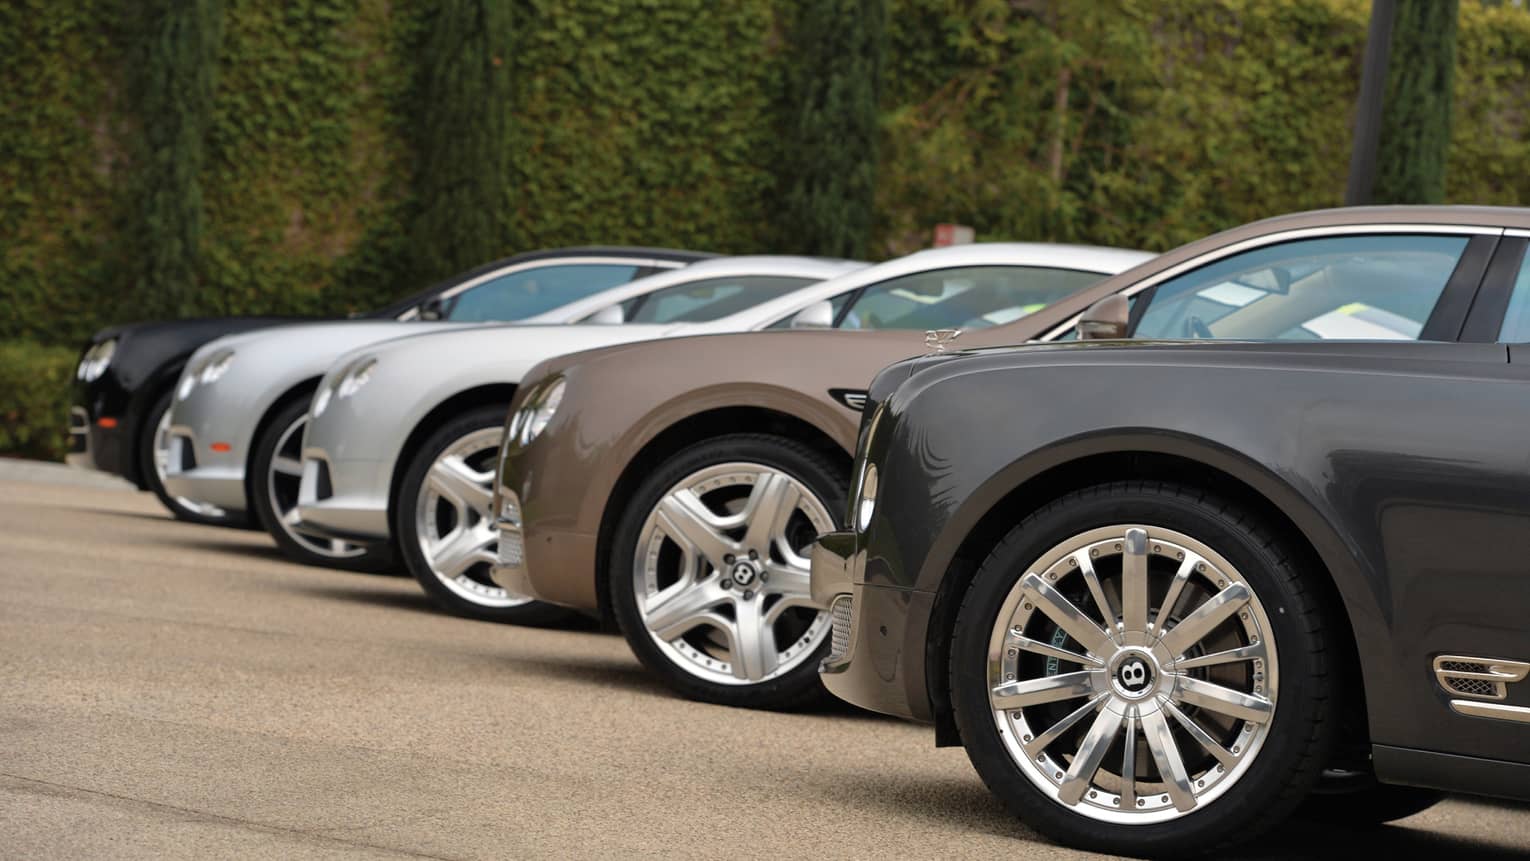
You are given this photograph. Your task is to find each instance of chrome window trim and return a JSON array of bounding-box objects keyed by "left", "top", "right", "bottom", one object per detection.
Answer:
[
  {"left": 393, "top": 255, "right": 670, "bottom": 321},
  {"left": 1037, "top": 223, "right": 1506, "bottom": 342},
  {"left": 1504, "top": 228, "right": 1530, "bottom": 239}
]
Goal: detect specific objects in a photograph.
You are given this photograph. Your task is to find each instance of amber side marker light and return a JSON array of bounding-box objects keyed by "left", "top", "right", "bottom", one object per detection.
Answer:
[
  {"left": 210, "top": 442, "right": 232, "bottom": 453},
  {"left": 97, "top": 417, "right": 118, "bottom": 429}
]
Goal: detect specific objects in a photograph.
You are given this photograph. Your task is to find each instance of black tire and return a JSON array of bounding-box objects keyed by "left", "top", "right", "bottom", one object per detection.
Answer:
[
  {"left": 609, "top": 433, "right": 847, "bottom": 711},
  {"left": 252, "top": 395, "right": 393, "bottom": 573},
  {"left": 949, "top": 481, "right": 1335, "bottom": 857},
  {"left": 140, "top": 388, "right": 247, "bottom": 527},
  {"left": 396, "top": 406, "right": 575, "bottom": 625},
  {"left": 1298, "top": 776, "right": 1444, "bottom": 824}
]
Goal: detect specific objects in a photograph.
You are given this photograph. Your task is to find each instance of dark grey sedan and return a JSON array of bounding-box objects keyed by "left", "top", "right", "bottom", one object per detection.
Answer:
[{"left": 812, "top": 206, "right": 1530, "bottom": 855}]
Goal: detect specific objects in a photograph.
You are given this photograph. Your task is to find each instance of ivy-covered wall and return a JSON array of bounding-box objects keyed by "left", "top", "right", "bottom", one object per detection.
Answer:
[{"left": 4, "top": 0, "right": 1530, "bottom": 352}]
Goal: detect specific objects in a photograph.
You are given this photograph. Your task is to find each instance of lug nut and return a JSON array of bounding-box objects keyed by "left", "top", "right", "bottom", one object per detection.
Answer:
[
  {"left": 724, "top": 553, "right": 735, "bottom": 564},
  {"left": 748, "top": 549, "right": 758, "bottom": 560},
  {"left": 759, "top": 571, "right": 769, "bottom": 583},
  {"left": 721, "top": 579, "right": 733, "bottom": 590}
]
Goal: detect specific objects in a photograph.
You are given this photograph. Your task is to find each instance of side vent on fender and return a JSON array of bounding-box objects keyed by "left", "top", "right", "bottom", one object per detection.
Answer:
[{"left": 1434, "top": 655, "right": 1530, "bottom": 724}]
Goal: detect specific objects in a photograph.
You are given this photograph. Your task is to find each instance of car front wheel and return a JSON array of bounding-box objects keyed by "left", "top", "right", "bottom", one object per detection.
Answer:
[
  {"left": 253, "top": 396, "right": 392, "bottom": 572},
  {"left": 609, "top": 434, "right": 845, "bottom": 710},
  {"left": 141, "top": 389, "right": 246, "bottom": 527},
  {"left": 949, "top": 481, "right": 1335, "bottom": 856},
  {"left": 396, "top": 406, "right": 574, "bottom": 625}
]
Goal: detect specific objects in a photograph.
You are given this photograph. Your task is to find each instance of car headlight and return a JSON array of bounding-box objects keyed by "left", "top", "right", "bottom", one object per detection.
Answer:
[
  {"left": 516, "top": 378, "right": 565, "bottom": 446},
  {"left": 199, "top": 350, "right": 234, "bottom": 384},
  {"left": 336, "top": 358, "right": 377, "bottom": 399},
  {"left": 855, "top": 462, "right": 878, "bottom": 531},
  {"left": 77, "top": 338, "right": 117, "bottom": 382},
  {"left": 311, "top": 385, "right": 333, "bottom": 418}
]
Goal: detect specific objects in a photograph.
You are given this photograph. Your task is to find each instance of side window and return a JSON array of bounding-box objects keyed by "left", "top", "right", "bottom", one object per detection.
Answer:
[
  {"left": 1132, "top": 235, "right": 1468, "bottom": 341},
  {"left": 1497, "top": 252, "right": 1530, "bottom": 342},
  {"left": 766, "top": 289, "right": 855, "bottom": 329},
  {"left": 445, "top": 264, "right": 639, "bottom": 322},
  {"left": 836, "top": 266, "right": 1104, "bottom": 331},
  {"left": 625, "top": 276, "right": 816, "bottom": 323}
]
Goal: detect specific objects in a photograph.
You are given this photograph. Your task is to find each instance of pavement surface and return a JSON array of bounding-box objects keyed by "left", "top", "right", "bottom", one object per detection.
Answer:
[{"left": 2, "top": 461, "right": 1528, "bottom": 859}]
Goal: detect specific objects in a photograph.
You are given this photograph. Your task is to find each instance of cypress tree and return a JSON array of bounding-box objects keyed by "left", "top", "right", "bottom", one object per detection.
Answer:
[
  {"left": 780, "top": 0, "right": 887, "bottom": 259},
  {"left": 1373, "top": 0, "right": 1458, "bottom": 204},
  {"left": 412, "top": 0, "right": 516, "bottom": 279},
  {"left": 132, "top": 0, "right": 223, "bottom": 318}
]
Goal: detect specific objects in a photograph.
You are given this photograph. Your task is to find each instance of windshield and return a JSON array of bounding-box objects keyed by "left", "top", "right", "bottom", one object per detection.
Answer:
[{"left": 624, "top": 276, "right": 817, "bottom": 323}]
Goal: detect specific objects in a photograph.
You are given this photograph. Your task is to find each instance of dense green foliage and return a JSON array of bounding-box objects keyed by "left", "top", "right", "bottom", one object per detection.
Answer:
[
  {"left": 0, "top": 342, "right": 75, "bottom": 461},
  {"left": 1375, "top": 0, "right": 1460, "bottom": 204},
  {"left": 411, "top": 0, "right": 517, "bottom": 278},
  {"left": 780, "top": 0, "right": 887, "bottom": 258},
  {"left": 130, "top": 0, "right": 223, "bottom": 319},
  {"left": 4, "top": 0, "right": 1530, "bottom": 359}
]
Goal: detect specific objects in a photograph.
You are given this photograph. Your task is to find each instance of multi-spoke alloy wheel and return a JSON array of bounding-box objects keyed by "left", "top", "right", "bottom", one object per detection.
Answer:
[
  {"left": 141, "top": 390, "right": 240, "bottom": 526},
  {"left": 988, "top": 525, "right": 1276, "bottom": 823},
  {"left": 253, "top": 397, "right": 391, "bottom": 572},
  {"left": 397, "top": 406, "right": 572, "bottom": 624},
  {"left": 611, "top": 435, "right": 846, "bottom": 709},
  {"left": 951, "top": 483, "right": 1333, "bottom": 856}
]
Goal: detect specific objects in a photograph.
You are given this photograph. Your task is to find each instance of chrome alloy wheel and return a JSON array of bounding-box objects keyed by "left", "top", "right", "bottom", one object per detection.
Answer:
[
  {"left": 268, "top": 414, "right": 367, "bottom": 560},
  {"left": 633, "top": 462, "right": 833, "bottom": 685},
  {"left": 413, "top": 427, "right": 528, "bottom": 608},
  {"left": 154, "top": 406, "right": 228, "bottom": 518},
  {"left": 988, "top": 524, "right": 1278, "bottom": 825}
]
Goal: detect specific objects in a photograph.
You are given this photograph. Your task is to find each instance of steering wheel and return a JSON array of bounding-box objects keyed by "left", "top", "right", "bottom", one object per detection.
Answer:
[{"left": 1183, "top": 315, "right": 1213, "bottom": 339}]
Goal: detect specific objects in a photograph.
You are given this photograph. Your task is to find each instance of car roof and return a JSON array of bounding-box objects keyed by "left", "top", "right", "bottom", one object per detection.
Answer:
[
  {"left": 520, "top": 256, "right": 869, "bottom": 323},
  {"left": 367, "top": 246, "right": 718, "bottom": 319},
  {"left": 687, "top": 242, "right": 1154, "bottom": 332}
]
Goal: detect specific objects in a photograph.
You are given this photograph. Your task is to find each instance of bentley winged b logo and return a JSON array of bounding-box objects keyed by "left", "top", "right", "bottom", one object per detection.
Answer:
[{"left": 924, "top": 328, "right": 962, "bottom": 353}]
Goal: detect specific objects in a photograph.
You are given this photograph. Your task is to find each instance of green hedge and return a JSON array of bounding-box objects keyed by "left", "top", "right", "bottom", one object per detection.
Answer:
[
  {"left": 0, "top": 342, "right": 75, "bottom": 461},
  {"left": 3, "top": 0, "right": 1530, "bottom": 354}
]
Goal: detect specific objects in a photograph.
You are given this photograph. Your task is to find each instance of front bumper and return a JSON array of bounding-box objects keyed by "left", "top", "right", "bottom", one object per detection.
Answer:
[
  {"left": 161, "top": 388, "right": 252, "bottom": 515},
  {"left": 811, "top": 529, "right": 935, "bottom": 722},
  {"left": 295, "top": 451, "right": 391, "bottom": 542},
  {"left": 488, "top": 487, "right": 598, "bottom": 608}
]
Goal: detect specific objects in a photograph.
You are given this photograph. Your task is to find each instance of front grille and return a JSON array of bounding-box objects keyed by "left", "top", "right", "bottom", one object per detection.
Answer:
[
  {"left": 829, "top": 595, "right": 854, "bottom": 661},
  {"left": 1446, "top": 676, "right": 1502, "bottom": 699}
]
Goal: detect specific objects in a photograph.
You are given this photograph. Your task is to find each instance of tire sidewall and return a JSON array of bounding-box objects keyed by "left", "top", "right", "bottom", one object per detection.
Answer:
[
  {"left": 395, "top": 405, "right": 573, "bottom": 626},
  {"left": 950, "top": 484, "right": 1331, "bottom": 855},
  {"left": 609, "top": 433, "right": 847, "bottom": 710},
  {"left": 253, "top": 395, "right": 391, "bottom": 572}
]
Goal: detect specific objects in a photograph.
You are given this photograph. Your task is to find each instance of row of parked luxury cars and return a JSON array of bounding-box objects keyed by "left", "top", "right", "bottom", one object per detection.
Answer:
[{"left": 69, "top": 206, "right": 1530, "bottom": 856}]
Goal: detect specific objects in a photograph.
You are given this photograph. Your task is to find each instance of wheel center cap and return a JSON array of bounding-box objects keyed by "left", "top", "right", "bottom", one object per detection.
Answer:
[
  {"left": 1109, "top": 649, "right": 1158, "bottom": 700},
  {"left": 729, "top": 560, "right": 759, "bottom": 587}
]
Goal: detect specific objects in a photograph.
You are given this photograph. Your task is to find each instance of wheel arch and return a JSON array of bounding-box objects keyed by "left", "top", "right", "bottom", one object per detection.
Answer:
[
  {"left": 242, "top": 376, "right": 326, "bottom": 512},
  {"left": 387, "top": 384, "right": 518, "bottom": 524},
  {"left": 922, "top": 439, "right": 1369, "bottom": 756},
  {"left": 592, "top": 405, "right": 852, "bottom": 626}
]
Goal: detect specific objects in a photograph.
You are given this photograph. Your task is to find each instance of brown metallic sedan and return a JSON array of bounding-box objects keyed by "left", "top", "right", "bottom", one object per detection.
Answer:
[
  {"left": 494, "top": 205, "right": 1510, "bottom": 711},
  {"left": 488, "top": 241, "right": 1151, "bottom": 709}
]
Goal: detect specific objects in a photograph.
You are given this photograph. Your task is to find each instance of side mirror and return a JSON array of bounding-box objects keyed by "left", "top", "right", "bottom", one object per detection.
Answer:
[
  {"left": 418, "top": 297, "right": 446, "bottom": 321},
  {"left": 587, "top": 304, "right": 625, "bottom": 325},
  {"left": 1077, "top": 294, "right": 1129, "bottom": 340},
  {"left": 789, "top": 300, "right": 834, "bottom": 329}
]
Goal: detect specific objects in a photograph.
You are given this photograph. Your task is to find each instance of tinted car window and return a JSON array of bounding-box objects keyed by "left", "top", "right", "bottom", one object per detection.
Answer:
[
  {"left": 1497, "top": 252, "right": 1530, "bottom": 342},
  {"left": 446, "top": 264, "right": 640, "bottom": 322},
  {"left": 626, "top": 276, "right": 815, "bottom": 323},
  {"left": 764, "top": 289, "right": 856, "bottom": 330},
  {"left": 1133, "top": 235, "right": 1467, "bottom": 341},
  {"left": 837, "top": 266, "right": 1103, "bottom": 330}
]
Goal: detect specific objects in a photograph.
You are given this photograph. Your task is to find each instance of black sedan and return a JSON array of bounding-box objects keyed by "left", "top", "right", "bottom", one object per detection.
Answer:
[
  {"left": 811, "top": 207, "right": 1530, "bottom": 855},
  {"left": 66, "top": 246, "right": 710, "bottom": 525}
]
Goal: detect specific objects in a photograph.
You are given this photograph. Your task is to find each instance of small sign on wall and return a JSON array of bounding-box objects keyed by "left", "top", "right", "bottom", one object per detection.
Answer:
[{"left": 933, "top": 223, "right": 975, "bottom": 247}]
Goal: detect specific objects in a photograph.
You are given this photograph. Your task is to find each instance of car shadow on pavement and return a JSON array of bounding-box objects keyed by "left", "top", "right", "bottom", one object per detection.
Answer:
[
  {"left": 507, "top": 653, "right": 678, "bottom": 699},
  {"left": 288, "top": 581, "right": 605, "bottom": 630},
  {"left": 152, "top": 536, "right": 295, "bottom": 564},
  {"left": 1229, "top": 816, "right": 1528, "bottom": 859}
]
